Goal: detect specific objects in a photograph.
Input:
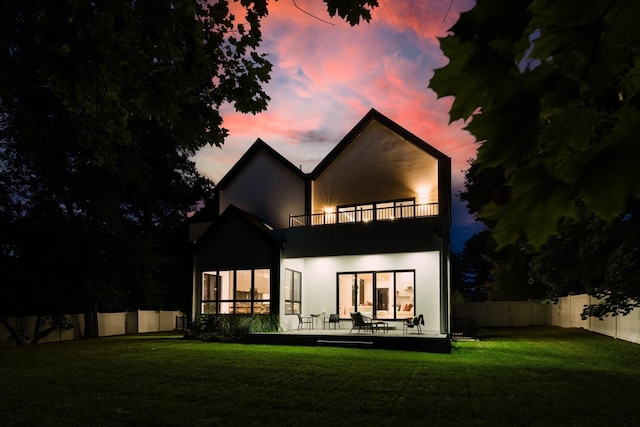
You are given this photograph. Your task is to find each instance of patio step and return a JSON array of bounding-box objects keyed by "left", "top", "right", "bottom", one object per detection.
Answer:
[{"left": 245, "top": 331, "right": 451, "bottom": 353}]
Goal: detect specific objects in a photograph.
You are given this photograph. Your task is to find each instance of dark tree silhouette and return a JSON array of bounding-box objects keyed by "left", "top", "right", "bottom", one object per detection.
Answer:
[{"left": 0, "top": 0, "right": 379, "bottom": 342}]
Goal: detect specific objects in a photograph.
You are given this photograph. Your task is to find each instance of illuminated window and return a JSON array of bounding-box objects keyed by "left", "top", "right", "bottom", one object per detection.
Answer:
[
  {"left": 284, "top": 269, "right": 302, "bottom": 315},
  {"left": 201, "top": 269, "right": 270, "bottom": 314},
  {"left": 337, "top": 270, "right": 415, "bottom": 320}
]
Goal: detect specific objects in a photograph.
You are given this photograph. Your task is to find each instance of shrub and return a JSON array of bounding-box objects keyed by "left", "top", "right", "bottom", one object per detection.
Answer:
[
  {"left": 236, "top": 314, "right": 282, "bottom": 335},
  {"left": 191, "top": 314, "right": 281, "bottom": 342},
  {"left": 191, "top": 314, "right": 235, "bottom": 342}
]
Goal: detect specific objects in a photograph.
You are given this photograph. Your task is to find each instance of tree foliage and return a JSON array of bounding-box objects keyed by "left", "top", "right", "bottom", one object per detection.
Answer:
[
  {"left": 529, "top": 205, "right": 640, "bottom": 318},
  {"left": 431, "top": 0, "right": 640, "bottom": 246},
  {"left": 455, "top": 230, "right": 492, "bottom": 301},
  {"left": 0, "top": 0, "right": 377, "bottom": 342},
  {"left": 461, "top": 158, "right": 640, "bottom": 316},
  {"left": 324, "top": 0, "right": 379, "bottom": 25}
]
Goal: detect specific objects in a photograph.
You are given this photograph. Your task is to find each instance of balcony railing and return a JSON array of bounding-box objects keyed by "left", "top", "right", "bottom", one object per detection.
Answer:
[{"left": 289, "top": 202, "right": 439, "bottom": 228}]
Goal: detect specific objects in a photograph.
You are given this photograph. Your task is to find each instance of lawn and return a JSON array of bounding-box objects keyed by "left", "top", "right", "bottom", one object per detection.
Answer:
[{"left": 1, "top": 326, "right": 639, "bottom": 426}]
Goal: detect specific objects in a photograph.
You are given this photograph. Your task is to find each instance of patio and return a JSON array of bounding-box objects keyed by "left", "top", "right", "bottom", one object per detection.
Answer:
[{"left": 245, "top": 324, "right": 451, "bottom": 353}]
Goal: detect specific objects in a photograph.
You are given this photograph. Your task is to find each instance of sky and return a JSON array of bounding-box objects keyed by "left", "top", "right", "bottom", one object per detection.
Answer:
[{"left": 193, "top": 0, "right": 482, "bottom": 252}]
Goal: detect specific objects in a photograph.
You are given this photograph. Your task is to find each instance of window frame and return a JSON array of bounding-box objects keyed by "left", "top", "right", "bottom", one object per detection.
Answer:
[
  {"left": 337, "top": 269, "right": 415, "bottom": 320},
  {"left": 284, "top": 269, "right": 302, "bottom": 315},
  {"left": 201, "top": 268, "right": 271, "bottom": 315}
]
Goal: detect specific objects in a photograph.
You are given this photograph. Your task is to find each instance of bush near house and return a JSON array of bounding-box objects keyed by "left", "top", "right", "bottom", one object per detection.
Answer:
[{"left": 190, "top": 314, "right": 281, "bottom": 341}]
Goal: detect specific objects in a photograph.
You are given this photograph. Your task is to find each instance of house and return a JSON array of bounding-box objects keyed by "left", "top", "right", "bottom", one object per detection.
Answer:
[{"left": 190, "top": 109, "right": 452, "bottom": 335}]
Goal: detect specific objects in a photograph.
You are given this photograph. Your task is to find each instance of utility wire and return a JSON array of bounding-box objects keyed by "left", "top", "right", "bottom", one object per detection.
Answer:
[
  {"left": 292, "top": 0, "right": 335, "bottom": 25},
  {"left": 443, "top": 0, "right": 455, "bottom": 22}
]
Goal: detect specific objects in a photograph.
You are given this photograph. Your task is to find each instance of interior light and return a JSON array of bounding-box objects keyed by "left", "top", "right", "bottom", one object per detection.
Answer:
[{"left": 417, "top": 186, "right": 430, "bottom": 204}]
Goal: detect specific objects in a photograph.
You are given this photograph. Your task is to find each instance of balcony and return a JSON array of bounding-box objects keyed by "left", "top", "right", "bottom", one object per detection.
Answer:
[{"left": 289, "top": 200, "right": 439, "bottom": 228}]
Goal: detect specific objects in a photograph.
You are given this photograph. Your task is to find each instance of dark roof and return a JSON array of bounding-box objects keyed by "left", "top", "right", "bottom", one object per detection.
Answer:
[
  {"left": 215, "top": 138, "right": 307, "bottom": 192},
  {"left": 193, "top": 204, "right": 278, "bottom": 251},
  {"left": 311, "top": 108, "right": 450, "bottom": 179}
]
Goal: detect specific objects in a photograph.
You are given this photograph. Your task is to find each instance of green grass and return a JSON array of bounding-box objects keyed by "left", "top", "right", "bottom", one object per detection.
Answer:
[{"left": 1, "top": 327, "right": 639, "bottom": 426}]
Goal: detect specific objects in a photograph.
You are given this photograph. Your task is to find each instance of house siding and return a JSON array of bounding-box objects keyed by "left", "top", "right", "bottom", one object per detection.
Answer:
[
  {"left": 195, "top": 217, "right": 274, "bottom": 271},
  {"left": 276, "top": 215, "right": 447, "bottom": 258},
  {"left": 219, "top": 148, "right": 305, "bottom": 229}
]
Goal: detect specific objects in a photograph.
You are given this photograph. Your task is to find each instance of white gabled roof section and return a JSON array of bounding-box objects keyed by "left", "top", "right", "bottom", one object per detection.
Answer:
[
  {"left": 311, "top": 109, "right": 449, "bottom": 215},
  {"left": 215, "top": 139, "right": 306, "bottom": 230}
]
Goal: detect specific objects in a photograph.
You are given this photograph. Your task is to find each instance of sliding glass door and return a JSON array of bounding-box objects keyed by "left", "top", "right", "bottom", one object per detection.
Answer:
[{"left": 337, "top": 270, "right": 415, "bottom": 320}]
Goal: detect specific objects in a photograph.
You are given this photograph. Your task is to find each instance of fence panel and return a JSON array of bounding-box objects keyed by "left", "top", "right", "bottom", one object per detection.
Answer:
[
  {"left": 453, "top": 295, "right": 640, "bottom": 346},
  {"left": 553, "top": 298, "right": 571, "bottom": 328},
  {"left": 590, "top": 315, "right": 617, "bottom": 337},
  {"left": 1, "top": 310, "right": 183, "bottom": 346},
  {"left": 570, "top": 294, "right": 591, "bottom": 329},
  {"left": 509, "top": 301, "right": 533, "bottom": 326},
  {"left": 453, "top": 301, "right": 546, "bottom": 327},
  {"left": 617, "top": 309, "right": 640, "bottom": 344},
  {"left": 159, "top": 311, "right": 179, "bottom": 331},
  {"left": 1, "top": 315, "right": 85, "bottom": 345},
  {"left": 98, "top": 312, "right": 127, "bottom": 337},
  {"left": 137, "top": 310, "right": 160, "bottom": 333},
  {"left": 531, "top": 302, "right": 550, "bottom": 325}
]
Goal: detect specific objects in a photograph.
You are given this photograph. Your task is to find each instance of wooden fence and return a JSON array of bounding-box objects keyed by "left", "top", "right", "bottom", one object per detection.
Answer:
[
  {"left": 1, "top": 310, "right": 184, "bottom": 346},
  {"left": 452, "top": 294, "right": 640, "bottom": 345}
]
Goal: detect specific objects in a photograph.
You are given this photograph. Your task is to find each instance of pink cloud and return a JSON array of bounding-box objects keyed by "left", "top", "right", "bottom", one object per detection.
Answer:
[
  {"left": 195, "top": 0, "right": 478, "bottom": 192},
  {"left": 374, "top": 0, "right": 475, "bottom": 40}
]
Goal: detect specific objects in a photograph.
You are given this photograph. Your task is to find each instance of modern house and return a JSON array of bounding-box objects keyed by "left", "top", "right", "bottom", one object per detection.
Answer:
[{"left": 190, "top": 109, "right": 452, "bottom": 335}]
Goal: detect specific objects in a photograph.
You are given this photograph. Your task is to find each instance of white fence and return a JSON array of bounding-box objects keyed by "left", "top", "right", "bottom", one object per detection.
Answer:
[
  {"left": 452, "top": 294, "right": 640, "bottom": 345},
  {"left": 1, "top": 310, "right": 184, "bottom": 346}
]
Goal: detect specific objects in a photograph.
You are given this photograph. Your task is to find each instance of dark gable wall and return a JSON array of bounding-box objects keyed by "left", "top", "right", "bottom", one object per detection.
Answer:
[
  {"left": 195, "top": 216, "right": 273, "bottom": 271},
  {"left": 194, "top": 216, "right": 282, "bottom": 316}
]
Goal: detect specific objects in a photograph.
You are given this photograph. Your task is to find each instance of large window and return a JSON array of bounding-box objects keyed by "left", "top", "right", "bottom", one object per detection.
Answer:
[
  {"left": 201, "top": 269, "right": 270, "bottom": 314},
  {"left": 284, "top": 269, "right": 302, "bottom": 315},
  {"left": 337, "top": 270, "right": 415, "bottom": 320}
]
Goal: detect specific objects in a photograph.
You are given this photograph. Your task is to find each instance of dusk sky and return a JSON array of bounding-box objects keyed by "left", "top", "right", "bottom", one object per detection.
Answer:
[{"left": 193, "top": 0, "right": 481, "bottom": 252}]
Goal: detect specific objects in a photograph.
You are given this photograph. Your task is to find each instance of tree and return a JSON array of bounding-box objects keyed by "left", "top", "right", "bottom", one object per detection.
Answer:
[
  {"left": 458, "top": 161, "right": 547, "bottom": 303},
  {"left": 461, "top": 156, "right": 640, "bottom": 315},
  {"left": 456, "top": 231, "right": 492, "bottom": 301},
  {"left": 431, "top": 0, "right": 640, "bottom": 247},
  {"left": 530, "top": 204, "right": 640, "bottom": 318},
  {"left": 0, "top": 0, "right": 378, "bottom": 342}
]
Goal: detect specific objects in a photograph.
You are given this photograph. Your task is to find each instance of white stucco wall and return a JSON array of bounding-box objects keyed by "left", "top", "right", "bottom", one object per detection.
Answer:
[
  {"left": 220, "top": 149, "right": 305, "bottom": 229},
  {"left": 280, "top": 252, "right": 441, "bottom": 331}
]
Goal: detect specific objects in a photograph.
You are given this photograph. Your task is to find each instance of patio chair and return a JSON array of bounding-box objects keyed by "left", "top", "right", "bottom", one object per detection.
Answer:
[
  {"left": 297, "top": 313, "right": 313, "bottom": 330},
  {"left": 403, "top": 314, "right": 424, "bottom": 334},
  {"left": 350, "top": 312, "right": 375, "bottom": 333},
  {"left": 324, "top": 313, "right": 341, "bottom": 330}
]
